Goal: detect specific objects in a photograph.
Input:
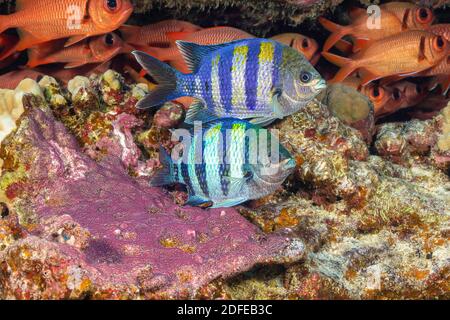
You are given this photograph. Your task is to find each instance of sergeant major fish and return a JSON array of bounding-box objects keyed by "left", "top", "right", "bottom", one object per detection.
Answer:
[
  {"left": 151, "top": 118, "right": 296, "bottom": 208},
  {"left": 133, "top": 38, "right": 326, "bottom": 126}
]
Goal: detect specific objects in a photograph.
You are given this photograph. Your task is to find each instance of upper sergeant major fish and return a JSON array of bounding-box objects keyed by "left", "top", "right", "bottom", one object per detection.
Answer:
[
  {"left": 27, "top": 33, "right": 134, "bottom": 68},
  {"left": 133, "top": 38, "right": 326, "bottom": 126},
  {"left": 322, "top": 31, "right": 449, "bottom": 85},
  {"left": 0, "top": 0, "right": 134, "bottom": 60},
  {"left": 320, "top": 3, "right": 434, "bottom": 52},
  {"left": 120, "top": 20, "right": 202, "bottom": 48},
  {"left": 151, "top": 118, "right": 296, "bottom": 208}
]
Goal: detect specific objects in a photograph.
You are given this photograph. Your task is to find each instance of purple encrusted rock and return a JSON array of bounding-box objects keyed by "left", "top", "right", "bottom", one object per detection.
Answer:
[{"left": 0, "top": 95, "right": 304, "bottom": 299}]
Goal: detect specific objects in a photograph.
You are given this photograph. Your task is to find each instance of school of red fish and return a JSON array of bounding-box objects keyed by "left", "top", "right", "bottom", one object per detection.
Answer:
[{"left": 0, "top": 1, "right": 448, "bottom": 119}]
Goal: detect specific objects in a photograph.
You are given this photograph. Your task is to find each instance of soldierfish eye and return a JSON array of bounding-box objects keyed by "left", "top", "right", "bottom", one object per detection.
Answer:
[
  {"left": 301, "top": 38, "right": 309, "bottom": 49},
  {"left": 433, "top": 35, "right": 446, "bottom": 52},
  {"left": 104, "top": 0, "right": 121, "bottom": 12},
  {"left": 104, "top": 33, "right": 115, "bottom": 45},
  {"left": 416, "top": 7, "right": 433, "bottom": 24},
  {"left": 392, "top": 88, "right": 401, "bottom": 101},
  {"left": 300, "top": 71, "right": 312, "bottom": 83}
]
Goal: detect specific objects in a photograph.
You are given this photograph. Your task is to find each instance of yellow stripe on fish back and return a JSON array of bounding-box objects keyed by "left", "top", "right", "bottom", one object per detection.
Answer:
[
  {"left": 257, "top": 42, "right": 275, "bottom": 108},
  {"left": 231, "top": 45, "right": 249, "bottom": 108}
]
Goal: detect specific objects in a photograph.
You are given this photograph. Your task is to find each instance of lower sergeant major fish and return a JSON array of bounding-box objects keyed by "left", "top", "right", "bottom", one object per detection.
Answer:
[
  {"left": 151, "top": 118, "right": 296, "bottom": 208},
  {"left": 133, "top": 38, "right": 326, "bottom": 126}
]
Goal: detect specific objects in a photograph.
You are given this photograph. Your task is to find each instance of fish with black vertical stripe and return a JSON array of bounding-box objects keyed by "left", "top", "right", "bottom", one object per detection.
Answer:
[
  {"left": 132, "top": 38, "right": 326, "bottom": 126},
  {"left": 150, "top": 118, "right": 296, "bottom": 208}
]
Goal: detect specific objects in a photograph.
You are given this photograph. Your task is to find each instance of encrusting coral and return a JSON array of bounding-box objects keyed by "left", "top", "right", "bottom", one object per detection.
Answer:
[
  {"left": 0, "top": 68, "right": 448, "bottom": 299},
  {"left": 0, "top": 87, "right": 304, "bottom": 299}
]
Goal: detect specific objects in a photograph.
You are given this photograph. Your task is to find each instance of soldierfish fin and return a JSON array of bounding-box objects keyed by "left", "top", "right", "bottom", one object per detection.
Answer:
[
  {"left": 132, "top": 50, "right": 183, "bottom": 109},
  {"left": 360, "top": 69, "right": 381, "bottom": 86},
  {"left": 65, "top": 35, "right": 89, "bottom": 48},
  {"left": 150, "top": 146, "right": 175, "bottom": 186},
  {"left": 334, "top": 39, "right": 353, "bottom": 55},
  {"left": 401, "top": 9, "right": 411, "bottom": 31},
  {"left": 418, "top": 36, "right": 426, "bottom": 62},
  {"left": 348, "top": 6, "right": 366, "bottom": 20},
  {"left": 65, "top": 61, "right": 89, "bottom": 69},
  {"left": 353, "top": 38, "right": 371, "bottom": 53},
  {"left": 176, "top": 40, "right": 234, "bottom": 73},
  {"left": 322, "top": 52, "right": 356, "bottom": 83},
  {"left": 185, "top": 100, "right": 219, "bottom": 124},
  {"left": 119, "top": 25, "right": 140, "bottom": 41},
  {"left": 210, "top": 198, "right": 248, "bottom": 208},
  {"left": 319, "top": 17, "right": 351, "bottom": 52}
]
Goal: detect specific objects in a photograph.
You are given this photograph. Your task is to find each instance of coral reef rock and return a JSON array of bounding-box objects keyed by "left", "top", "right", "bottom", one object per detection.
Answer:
[
  {"left": 235, "top": 101, "right": 449, "bottom": 299},
  {"left": 0, "top": 90, "right": 303, "bottom": 299}
]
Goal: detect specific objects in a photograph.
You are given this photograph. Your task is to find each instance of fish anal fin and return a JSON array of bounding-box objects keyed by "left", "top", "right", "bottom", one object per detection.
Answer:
[{"left": 185, "top": 99, "right": 218, "bottom": 124}]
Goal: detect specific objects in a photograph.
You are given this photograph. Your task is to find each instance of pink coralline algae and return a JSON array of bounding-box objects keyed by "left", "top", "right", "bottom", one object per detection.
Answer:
[{"left": 0, "top": 95, "right": 304, "bottom": 299}]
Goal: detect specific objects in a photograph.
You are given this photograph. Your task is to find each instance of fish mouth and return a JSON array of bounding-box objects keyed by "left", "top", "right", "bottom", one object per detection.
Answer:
[{"left": 314, "top": 79, "right": 327, "bottom": 92}]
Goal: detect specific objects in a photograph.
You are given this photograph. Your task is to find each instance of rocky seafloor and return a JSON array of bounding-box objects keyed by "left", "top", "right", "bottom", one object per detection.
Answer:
[{"left": 0, "top": 69, "right": 448, "bottom": 299}]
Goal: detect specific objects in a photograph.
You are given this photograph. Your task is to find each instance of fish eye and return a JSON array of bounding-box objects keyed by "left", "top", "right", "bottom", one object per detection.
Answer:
[
  {"left": 415, "top": 85, "right": 422, "bottom": 94},
  {"left": 301, "top": 38, "right": 309, "bottom": 49},
  {"left": 370, "top": 86, "right": 383, "bottom": 100},
  {"left": 392, "top": 88, "right": 401, "bottom": 101},
  {"left": 105, "top": 34, "right": 115, "bottom": 45},
  {"left": 416, "top": 7, "right": 433, "bottom": 24},
  {"left": 104, "top": 0, "right": 121, "bottom": 12},
  {"left": 300, "top": 71, "right": 312, "bottom": 83},
  {"left": 433, "top": 36, "right": 445, "bottom": 51}
]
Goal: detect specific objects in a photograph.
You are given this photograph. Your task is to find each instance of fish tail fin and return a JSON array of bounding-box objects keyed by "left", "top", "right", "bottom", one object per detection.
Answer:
[
  {"left": 150, "top": 146, "right": 175, "bottom": 186},
  {"left": 119, "top": 25, "right": 140, "bottom": 42},
  {"left": 319, "top": 17, "right": 351, "bottom": 52},
  {"left": 322, "top": 52, "right": 356, "bottom": 83},
  {"left": 132, "top": 50, "right": 186, "bottom": 109}
]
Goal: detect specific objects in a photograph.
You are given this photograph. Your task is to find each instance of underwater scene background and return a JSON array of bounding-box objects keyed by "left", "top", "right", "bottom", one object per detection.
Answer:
[{"left": 0, "top": 0, "right": 449, "bottom": 299}]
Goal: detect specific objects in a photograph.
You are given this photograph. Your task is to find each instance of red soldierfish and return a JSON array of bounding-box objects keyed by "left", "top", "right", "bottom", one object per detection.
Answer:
[
  {"left": 321, "top": 3, "right": 434, "bottom": 52},
  {"left": 27, "top": 33, "right": 134, "bottom": 69},
  {"left": 0, "top": 0, "right": 133, "bottom": 60},
  {"left": 322, "top": 31, "right": 449, "bottom": 85},
  {"left": 120, "top": 20, "right": 202, "bottom": 48}
]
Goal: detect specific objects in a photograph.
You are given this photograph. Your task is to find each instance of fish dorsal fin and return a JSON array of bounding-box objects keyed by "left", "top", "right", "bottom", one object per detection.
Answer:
[
  {"left": 401, "top": 9, "right": 411, "bottom": 31},
  {"left": 176, "top": 41, "right": 228, "bottom": 73},
  {"left": 418, "top": 36, "right": 426, "bottom": 62}
]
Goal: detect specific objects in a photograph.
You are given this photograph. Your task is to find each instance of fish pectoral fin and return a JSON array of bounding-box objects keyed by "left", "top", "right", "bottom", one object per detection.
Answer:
[
  {"left": 185, "top": 100, "right": 218, "bottom": 124},
  {"left": 185, "top": 195, "right": 213, "bottom": 208},
  {"left": 210, "top": 198, "right": 248, "bottom": 208},
  {"left": 418, "top": 36, "right": 426, "bottom": 62},
  {"left": 65, "top": 35, "right": 90, "bottom": 48}
]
